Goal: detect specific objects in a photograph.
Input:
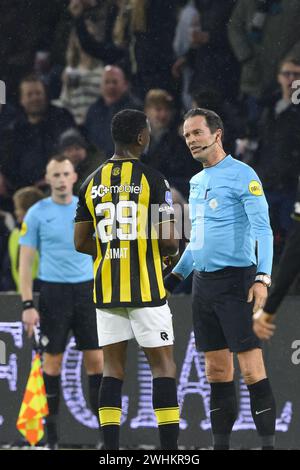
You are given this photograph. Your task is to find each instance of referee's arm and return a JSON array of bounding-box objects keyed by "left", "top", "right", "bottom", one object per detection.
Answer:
[{"left": 238, "top": 171, "right": 273, "bottom": 314}]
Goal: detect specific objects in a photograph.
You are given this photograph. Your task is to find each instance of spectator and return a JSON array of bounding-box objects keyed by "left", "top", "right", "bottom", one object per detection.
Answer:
[
  {"left": 1, "top": 75, "right": 75, "bottom": 190},
  {"left": 142, "top": 88, "right": 198, "bottom": 199},
  {"left": 253, "top": 57, "right": 300, "bottom": 251},
  {"left": 191, "top": 86, "right": 246, "bottom": 155},
  {"left": 228, "top": 0, "right": 300, "bottom": 127},
  {"left": 113, "top": 0, "right": 177, "bottom": 98},
  {"left": 57, "top": 128, "right": 105, "bottom": 193},
  {"left": 33, "top": 50, "right": 63, "bottom": 101},
  {"left": 69, "top": 0, "right": 126, "bottom": 65},
  {"left": 173, "top": 0, "right": 201, "bottom": 110},
  {"left": 57, "top": 30, "right": 104, "bottom": 125},
  {"left": 173, "top": 0, "right": 238, "bottom": 104},
  {"left": 85, "top": 65, "right": 142, "bottom": 156}
]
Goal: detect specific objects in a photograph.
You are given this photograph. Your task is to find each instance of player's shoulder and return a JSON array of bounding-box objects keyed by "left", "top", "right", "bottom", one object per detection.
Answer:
[
  {"left": 136, "top": 160, "right": 170, "bottom": 188},
  {"left": 78, "top": 161, "right": 109, "bottom": 194}
]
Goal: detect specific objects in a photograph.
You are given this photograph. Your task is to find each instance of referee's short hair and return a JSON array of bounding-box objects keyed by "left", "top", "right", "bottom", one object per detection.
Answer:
[
  {"left": 184, "top": 108, "right": 224, "bottom": 139},
  {"left": 111, "top": 109, "right": 148, "bottom": 145},
  {"left": 47, "top": 154, "right": 75, "bottom": 169}
]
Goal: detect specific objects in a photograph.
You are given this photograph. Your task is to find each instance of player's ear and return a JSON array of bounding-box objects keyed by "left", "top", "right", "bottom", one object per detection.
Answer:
[{"left": 137, "top": 132, "right": 143, "bottom": 146}]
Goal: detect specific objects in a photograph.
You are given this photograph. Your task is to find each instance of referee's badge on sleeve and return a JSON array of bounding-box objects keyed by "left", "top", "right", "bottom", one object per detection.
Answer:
[
  {"left": 248, "top": 180, "right": 263, "bottom": 196},
  {"left": 20, "top": 222, "right": 27, "bottom": 236}
]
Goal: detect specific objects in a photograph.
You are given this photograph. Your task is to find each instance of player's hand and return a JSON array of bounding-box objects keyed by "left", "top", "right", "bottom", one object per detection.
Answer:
[
  {"left": 253, "top": 309, "right": 276, "bottom": 340},
  {"left": 22, "top": 308, "right": 40, "bottom": 338},
  {"left": 247, "top": 282, "right": 268, "bottom": 314},
  {"left": 162, "top": 251, "right": 181, "bottom": 270}
]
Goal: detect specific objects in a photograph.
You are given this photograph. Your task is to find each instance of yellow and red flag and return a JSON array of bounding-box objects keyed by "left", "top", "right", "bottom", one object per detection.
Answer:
[{"left": 16, "top": 352, "right": 48, "bottom": 446}]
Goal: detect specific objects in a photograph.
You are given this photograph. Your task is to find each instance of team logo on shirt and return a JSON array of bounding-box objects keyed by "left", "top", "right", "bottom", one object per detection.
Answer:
[
  {"left": 20, "top": 222, "right": 27, "bottom": 236},
  {"left": 249, "top": 180, "right": 263, "bottom": 196},
  {"left": 112, "top": 167, "right": 121, "bottom": 176}
]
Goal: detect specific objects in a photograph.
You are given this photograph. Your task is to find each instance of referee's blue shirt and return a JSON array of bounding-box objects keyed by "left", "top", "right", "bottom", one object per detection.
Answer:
[
  {"left": 174, "top": 155, "right": 273, "bottom": 277},
  {"left": 19, "top": 196, "right": 93, "bottom": 283}
]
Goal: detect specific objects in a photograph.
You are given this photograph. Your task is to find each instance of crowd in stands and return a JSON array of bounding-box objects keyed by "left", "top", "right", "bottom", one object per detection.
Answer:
[{"left": 1, "top": 0, "right": 300, "bottom": 291}]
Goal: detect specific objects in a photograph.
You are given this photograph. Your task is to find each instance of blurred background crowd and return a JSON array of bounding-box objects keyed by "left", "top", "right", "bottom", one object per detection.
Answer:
[{"left": 1, "top": 0, "right": 300, "bottom": 292}]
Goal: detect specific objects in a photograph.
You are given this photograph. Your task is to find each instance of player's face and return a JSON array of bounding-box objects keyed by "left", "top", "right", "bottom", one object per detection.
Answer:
[
  {"left": 46, "top": 160, "right": 77, "bottom": 199},
  {"left": 20, "top": 81, "right": 47, "bottom": 116},
  {"left": 183, "top": 115, "right": 216, "bottom": 160}
]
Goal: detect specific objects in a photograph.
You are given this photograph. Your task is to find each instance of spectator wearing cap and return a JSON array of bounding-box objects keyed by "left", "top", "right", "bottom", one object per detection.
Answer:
[
  {"left": 1, "top": 75, "right": 75, "bottom": 190},
  {"left": 84, "top": 65, "right": 142, "bottom": 157},
  {"left": 142, "top": 89, "right": 198, "bottom": 199},
  {"left": 57, "top": 128, "right": 105, "bottom": 194}
]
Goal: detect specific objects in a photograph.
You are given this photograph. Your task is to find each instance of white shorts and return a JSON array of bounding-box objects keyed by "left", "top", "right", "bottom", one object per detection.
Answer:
[{"left": 96, "top": 303, "right": 174, "bottom": 348}]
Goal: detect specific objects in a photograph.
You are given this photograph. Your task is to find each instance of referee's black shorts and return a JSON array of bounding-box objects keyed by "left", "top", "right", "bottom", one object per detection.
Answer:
[
  {"left": 192, "top": 265, "right": 261, "bottom": 353},
  {"left": 39, "top": 280, "right": 100, "bottom": 354}
]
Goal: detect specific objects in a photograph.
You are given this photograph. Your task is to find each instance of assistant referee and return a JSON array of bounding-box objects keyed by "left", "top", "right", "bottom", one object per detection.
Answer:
[
  {"left": 19, "top": 155, "right": 103, "bottom": 449},
  {"left": 165, "top": 108, "right": 276, "bottom": 450}
]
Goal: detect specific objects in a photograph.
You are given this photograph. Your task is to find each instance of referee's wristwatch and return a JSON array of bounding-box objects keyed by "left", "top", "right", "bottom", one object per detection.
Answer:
[{"left": 254, "top": 273, "right": 272, "bottom": 288}]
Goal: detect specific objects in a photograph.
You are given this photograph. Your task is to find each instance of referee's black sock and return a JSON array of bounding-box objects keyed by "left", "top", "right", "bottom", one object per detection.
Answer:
[
  {"left": 209, "top": 381, "right": 237, "bottom": 450},
  {"left": 88, "top": 373, "right": 103, "bottom": 420},
  {"left": 153, "top": 377, "right": 179, "bottom": 450},
  {"left": 43, "top": 373, "right": 60, "bottom": 448},
  {"left": 247, "top": 378, "right": 276, "bottom": 449},
  {"left": 98, "top": 377, "right": 123, "bottom": 450}
]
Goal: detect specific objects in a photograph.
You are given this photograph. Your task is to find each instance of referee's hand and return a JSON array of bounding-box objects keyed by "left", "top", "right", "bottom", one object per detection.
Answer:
[
  {"left": 22, "top": 308, "right": 40, "bottom": 338},
  {"left": 247, "top": 282, "right": 268, "bottom": 314}
]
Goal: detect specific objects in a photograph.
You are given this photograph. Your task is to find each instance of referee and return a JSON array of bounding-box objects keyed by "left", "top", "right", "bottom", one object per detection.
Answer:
[
  {"left": 74, "top": 109, "right": 180, "bottom": 450},
  {"left": 19, "top": 155, "right": 103, "bottom": 449},
  {"left": 165, "top": 108, "right": 276, "bottom": 450}
]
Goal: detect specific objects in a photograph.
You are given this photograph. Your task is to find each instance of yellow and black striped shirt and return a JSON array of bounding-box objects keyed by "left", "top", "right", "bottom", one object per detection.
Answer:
[{"left": 75, "top": 158, "right": 174, "bottom": 308}]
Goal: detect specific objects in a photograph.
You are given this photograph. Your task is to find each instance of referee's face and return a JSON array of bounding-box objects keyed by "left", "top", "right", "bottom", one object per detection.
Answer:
[
  {"left": 46, "top": 159, "right": 77, "bottom": 201},
  {"left": 183, "top": 115, "right": 216, "bottom": 161}
]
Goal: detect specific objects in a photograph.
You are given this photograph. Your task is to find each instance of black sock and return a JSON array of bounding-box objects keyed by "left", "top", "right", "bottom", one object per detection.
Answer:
[
  {"left": 210, "top": 381, "right": 237, "bottom": 450},
  {"left": 88, "top": 374, "right": 103, "bottom": 420},
  {"left": 43, "top": 373, "right": 60, "bottom": 446},
  {"left": 152, "top": 377, "right": 179, "bottom": 450},
  {"left": 98, "top": 377, "right": 123, "bottom": 450},
  {"left": 247, "top": 378, "right": 276, "bottom": 449}
]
